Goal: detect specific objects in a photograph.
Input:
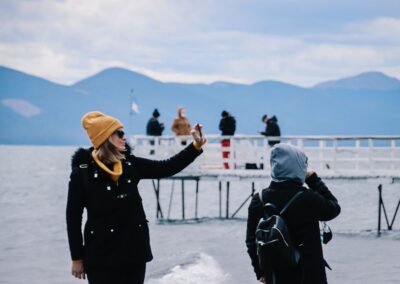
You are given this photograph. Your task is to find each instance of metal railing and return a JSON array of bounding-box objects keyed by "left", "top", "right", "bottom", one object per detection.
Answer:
[
  {"left": 131, "top": 135, "right": 400, "bottom": 178},
  {"left": 129, "top": 135, "right": 400, "bottom": 222}
]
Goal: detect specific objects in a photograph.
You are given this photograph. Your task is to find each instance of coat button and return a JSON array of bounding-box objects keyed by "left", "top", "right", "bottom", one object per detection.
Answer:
[
  {"left": 127, "top": 161, "right": 131, "bottom": 166},
  {"left": 90, "top": 231, "right": 94, "bottom": 234},
  {"left": 127, "top": 179, "right": 131, "bottom": 183},
  {"left": 110, "top": 229, "right": 114, "bottom": 232},
  {"left": 138, "top": 224, "right": 142, "bottom": 227},
  {"left": 106, "top": 186, "right": 111, "bottom": 191}
]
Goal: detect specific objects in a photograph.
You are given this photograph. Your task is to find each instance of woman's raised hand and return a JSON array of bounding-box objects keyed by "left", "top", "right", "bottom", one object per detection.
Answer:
[{"left": 191, "top": 123, "right": 207, "bottom": 149}]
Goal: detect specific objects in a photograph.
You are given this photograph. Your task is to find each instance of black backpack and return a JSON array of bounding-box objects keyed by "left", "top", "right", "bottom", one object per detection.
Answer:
[{"left": 256, "top": 189, "right": 303, "bottom": 270}]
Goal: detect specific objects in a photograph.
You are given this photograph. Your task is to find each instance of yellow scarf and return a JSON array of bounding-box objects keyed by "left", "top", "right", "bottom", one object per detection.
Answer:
[{"left": 92, "top": 150, "right": 122, "bottom": 182}]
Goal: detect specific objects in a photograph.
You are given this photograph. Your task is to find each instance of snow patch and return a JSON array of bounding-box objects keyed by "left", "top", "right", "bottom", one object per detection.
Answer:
[
  {"left": 1, "top": 99, "right": 41, "bottom": 117},
  {"left": 74, "top": 88, "right": 90, "bottom": 95},
  {"left": 146, "top": 253, "right": 230, "bottom": 284}
]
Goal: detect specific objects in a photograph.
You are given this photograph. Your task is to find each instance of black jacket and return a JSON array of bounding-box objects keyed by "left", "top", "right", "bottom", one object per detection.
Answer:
[
  {"left": 219, "top": 115, "right": 236, "bottom": 136},
  {"left": 146, "top": 117, "right": 164, "bottom": 136},
  {"left": 261, "top": 116, "right": 281, "bottom": 146},
  {"left": 66, "top": 143, "right": 201, "bottom": 271},
  {"left": 246, "top": 173, "right": 340, "bottom": 284}
]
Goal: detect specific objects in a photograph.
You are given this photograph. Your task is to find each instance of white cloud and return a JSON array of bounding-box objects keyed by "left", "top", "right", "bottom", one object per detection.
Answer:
[
  {"left": 0, "top": 42, "right": 76, "bottom": 84},
  {"left": 347, "top": 17, "right": 400, "bottom": 44},
  {"left": 0, "top": 1, "right": 399, "bottom": 86}
]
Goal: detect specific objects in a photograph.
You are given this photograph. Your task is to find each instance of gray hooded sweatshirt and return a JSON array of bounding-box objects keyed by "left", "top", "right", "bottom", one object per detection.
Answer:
[{"left": 270, "top": 143, "right": 308, "bottom": 184}]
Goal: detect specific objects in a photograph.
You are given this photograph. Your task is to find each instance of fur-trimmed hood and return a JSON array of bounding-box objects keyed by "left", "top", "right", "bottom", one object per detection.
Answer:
[{"left": 71, "top": 143, "right": 133, "bottom": 169}]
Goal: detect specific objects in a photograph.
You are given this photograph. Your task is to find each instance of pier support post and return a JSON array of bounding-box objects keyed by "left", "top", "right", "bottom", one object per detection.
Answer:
[
  {"left": 153, "top": 179, "right": 163, "bottom": 219},
  {"left": 231, "top": 182, "right": 256, "bottom": 218},
  {"left": 181, "top": 179, "right": 185, "bottom": 220},
  {"left": 378, "top": 184, "right": 382, "bottom": 237},
  {"left": 195, "top": 179, "right": 199, "bottom": 219},
  {"left": 226, "top": 181, "right": 230, "bottom": 218},
  {"left": 219, "top": 181, "right": 222, "bottom": 218},
  {"left": 377, "top": 184, "right": 394, "bottom": 236}
]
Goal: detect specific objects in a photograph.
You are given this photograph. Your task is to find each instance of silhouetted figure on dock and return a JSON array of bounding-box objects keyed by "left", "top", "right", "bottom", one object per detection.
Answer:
[
  {"left": 146, "top": 109, "right": 165, "bottom": 154},
  {"left": 260, "top": 114, "right": 281, "bottom": 146},
  {"left": 219, "top": 110, "right": 236, "bottom": 169},
  {"left": 146, "top": 108, "right": 164, "bottom": 136}
]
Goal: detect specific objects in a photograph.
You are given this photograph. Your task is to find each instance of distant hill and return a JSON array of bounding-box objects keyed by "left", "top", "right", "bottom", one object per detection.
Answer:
[
  {"left": 313, "top": 71, "right": 400, "bottom": 91},
  {"left": 1, "top": 65, "right": 399, "bottom": 145}
]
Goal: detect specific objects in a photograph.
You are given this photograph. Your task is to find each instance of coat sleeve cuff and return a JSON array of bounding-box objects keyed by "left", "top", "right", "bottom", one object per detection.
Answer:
[
  {"left": 192, "top": 141, "right": 202, "bottom": 151},
  {"left": 305, "top": 172, "right": 320, "bottom": 185}
]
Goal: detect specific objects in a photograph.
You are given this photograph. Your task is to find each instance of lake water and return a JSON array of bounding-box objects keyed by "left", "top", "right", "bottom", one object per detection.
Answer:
[{"left": 0, "top": 145, "right": 399, "bottom": 284}]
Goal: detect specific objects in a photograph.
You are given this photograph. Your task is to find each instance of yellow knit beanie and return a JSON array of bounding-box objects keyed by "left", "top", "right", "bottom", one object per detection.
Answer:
[{"left": 81, "top": 111, "right": 124, "bottom": 149}]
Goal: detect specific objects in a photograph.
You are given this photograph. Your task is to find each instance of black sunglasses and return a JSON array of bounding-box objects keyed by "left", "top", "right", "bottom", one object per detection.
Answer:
[{"left": 114, "top": 129, "right": 125, "bottom": 138}]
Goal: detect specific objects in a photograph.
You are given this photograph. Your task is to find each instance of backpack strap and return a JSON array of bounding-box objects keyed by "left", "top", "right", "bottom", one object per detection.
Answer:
[
  {"left": 258, "top": 188, "right": 279, "bottom": 219},
  {"left": 258, "top": 188, "right": 269, "bottom": 219},
  {"left": 279, "top": 191, "right": 303, "bottom": 215},
  {"left": 258, "top": 187, "right": 264, "bottom": 204}
]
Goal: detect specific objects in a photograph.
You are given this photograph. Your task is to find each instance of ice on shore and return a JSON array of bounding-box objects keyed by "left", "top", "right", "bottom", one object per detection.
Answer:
[{"left": 146, "top": 253, "right": 229, "bottom": 284}]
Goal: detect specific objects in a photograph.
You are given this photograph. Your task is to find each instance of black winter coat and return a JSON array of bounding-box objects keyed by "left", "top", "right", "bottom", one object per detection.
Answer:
[
  {"left": 66, "top": 143, "right": 201, "bottom": 271},
  {"left": 246, "top": 173, "right": 340, "bottom": 284},
  {"left": 146, "top": 117, "right": 164, "bottom": 136},
  {"left": 261, "top": 116, "right": 281, "bottom": 146},
  {"left": 219, "top": 115, "right": 236, "bottom": 136}
]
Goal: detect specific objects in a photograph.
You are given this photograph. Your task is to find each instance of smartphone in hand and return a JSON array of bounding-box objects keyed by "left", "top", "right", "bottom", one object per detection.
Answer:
[{"left": 196, "top": 123, "right": 203, "bottom": 138}]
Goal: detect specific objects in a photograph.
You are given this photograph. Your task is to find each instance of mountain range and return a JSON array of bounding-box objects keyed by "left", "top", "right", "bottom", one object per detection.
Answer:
[{"left": 0, "top": 65, "right": 399, "bottom": 145}]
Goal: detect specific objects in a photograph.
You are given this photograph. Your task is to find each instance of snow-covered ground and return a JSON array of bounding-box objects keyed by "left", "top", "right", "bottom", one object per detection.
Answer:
[{"left": 0, "top": 145, "right": 399, "bottom": 284}]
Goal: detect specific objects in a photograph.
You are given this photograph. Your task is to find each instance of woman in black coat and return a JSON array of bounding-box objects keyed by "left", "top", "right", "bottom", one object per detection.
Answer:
[
  {"left": 246, "top": 144, "right": 340, "bottom": 284},
  {"left": 66, "top": 111, "right": 206, "bottom": 284}
]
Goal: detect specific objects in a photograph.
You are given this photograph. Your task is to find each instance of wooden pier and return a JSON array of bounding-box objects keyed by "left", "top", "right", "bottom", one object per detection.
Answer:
[{"left": 131, "top": 135, "right": 400, "bottom": 223}]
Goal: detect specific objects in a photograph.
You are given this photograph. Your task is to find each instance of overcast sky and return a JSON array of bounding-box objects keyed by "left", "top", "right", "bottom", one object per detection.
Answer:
[{"left": 1, "top": 0, "right": 399, "bottom": 86}]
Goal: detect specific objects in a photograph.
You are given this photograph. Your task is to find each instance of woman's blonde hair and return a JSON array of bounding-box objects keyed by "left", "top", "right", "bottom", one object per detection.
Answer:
[{"left": 96, "top": 138, "right": 125, "bottom": 164}]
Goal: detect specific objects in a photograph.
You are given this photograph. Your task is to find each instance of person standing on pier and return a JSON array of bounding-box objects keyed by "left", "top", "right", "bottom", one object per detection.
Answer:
[
  {"left": 219, "top": 110, "right": 236, "bottom": 169},
  {"left": 146, "top": 108, "right": 165, "bottom": 155},
  {"left": 171, "top": 106, "right": 191, "bottom": 145},
  {"left": 246, "top": 144, "right": 340, "bottom": 284},
  {"left": 260, "top": 114, "right": 281, "bottom": 146},
  {"left": 146, "top": 108, "right": 164, "bottom": 136},
  {"left": 66, "top": 111, "right": 206, "bottom": 284}
]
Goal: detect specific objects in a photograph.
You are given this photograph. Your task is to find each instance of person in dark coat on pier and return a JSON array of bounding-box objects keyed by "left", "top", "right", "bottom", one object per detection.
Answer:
[
  {"left": 219, "top": 110, "right": 236, "bottom": 136},
  {"left": 260, "top": 114, "right": 281, "bottom": 146},
  {"left": 146, "top": 108, "right": 165, "bottom": 154},
  {"left": 246, "top": 144, "right": 340, "bottom": 284},
  {"left": 219, "top": 110, "right": 236, "bottom": 169},
  {"left": 146, "top": 108, "right": 164, "bottom": 136},
  {"left": 66, "top": 111, "right": 206, "bottom": 284}
]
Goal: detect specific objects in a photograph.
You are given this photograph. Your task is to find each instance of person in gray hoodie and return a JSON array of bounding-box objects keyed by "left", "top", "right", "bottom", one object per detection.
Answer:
[{"left": 246, "top": 144, "right": 340, "bottom": 284}]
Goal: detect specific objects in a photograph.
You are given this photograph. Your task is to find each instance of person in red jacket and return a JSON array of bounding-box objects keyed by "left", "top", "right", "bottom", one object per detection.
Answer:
[{"left": 66, "top": 111, "right": 206, "bottom": 284}]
